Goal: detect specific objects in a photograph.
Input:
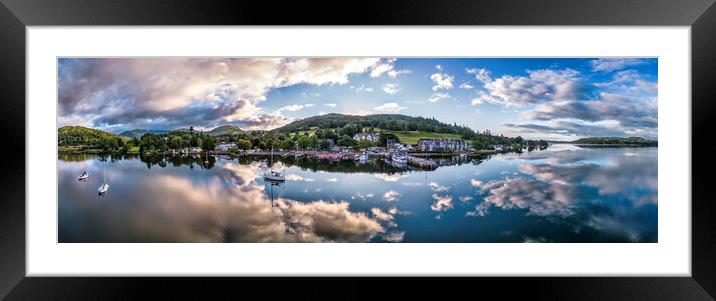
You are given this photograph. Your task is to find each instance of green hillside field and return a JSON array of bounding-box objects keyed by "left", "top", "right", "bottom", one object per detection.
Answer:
[{"left": 386, "top": 131, "right": 462, "bottom": 145}]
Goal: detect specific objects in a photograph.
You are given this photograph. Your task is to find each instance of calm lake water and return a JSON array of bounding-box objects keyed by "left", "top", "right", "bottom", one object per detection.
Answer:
[{"left": 58, "top": 144, "right": 657, "bottom": 243}]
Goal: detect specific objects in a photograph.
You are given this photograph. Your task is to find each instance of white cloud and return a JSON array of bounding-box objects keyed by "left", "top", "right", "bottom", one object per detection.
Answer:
[
  {"left": 459, "top": 82, "right": 474, "bottom": 89},
  {"left": 325, "top": 177, "right": 338, "bottom": 182},
  {"left": 59, "top": 57, "right": 386, "bottom": 131},
  {"left": 373, "top": 173, "right": 404, "bottom": 182},
  {"left": 387, "top": 69, "right": 411, "bottom": 78},
  {"left": 383, "top": 190, "right": 401, "bottom": 202},
  {"left": 597, "top": 70, "right": 658, "bottom": 95},
  {"left": 368, "top": 58, "right": 411, "bottom": 79},
  {"left": 382, "top": 83, "right": 400, "bottom": 95},
  {"left": 430, "top": 194, "right": 454, "bottom": 212},
  {"left": 276, "top": 103, "right": 315, "bottom": 113},
  {"left": 286, "top": 174, "right": 315, "bottom": 182},
  {"left": 470, "top": 90, "right": 501, "bottom": 106},
  {"left": 428, "top": 92, "right": 451, "bottom": 103},
  {"left": 478, "top": 69, "right": 583, "bottom": 106},
  {"left": 371, "top": 207, "right": 395, "bottom": 222},
  {"left": 466, "top": 68, "right": 492, "bottom": 83},
  {"left": 383, "top": 231, "right": 405, "bottom": 242},
  {"left": 590, "top": 58, "right": 647, "bottom": 72},
  {"left": 350, "top": 84, "right": 374, "bottom": 93},
  {"left": 370, "top": 62, "right": 394, "bottom": 78},
  {"left": 429, "top": 182, "right": 449, "bottom": 192},
  {"left": 325, "top": 103, "right": 337, "bottom": 108},
  {"left": 435, "top": 64, "right": 443, "bottom": 71},
  {"left": 526, "top": 92, "right": 657, "bottom": 129},
  {"left": 374, "top": 102, "right": 407, "bottom": 113},
  {"left": 430, "top": 73, "right": 454, "bottom": 91}
]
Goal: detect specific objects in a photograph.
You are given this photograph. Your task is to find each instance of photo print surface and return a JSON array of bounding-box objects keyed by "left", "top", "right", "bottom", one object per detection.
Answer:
[{"left": 57, "top": 57, "right": 657, "bottom": 243}]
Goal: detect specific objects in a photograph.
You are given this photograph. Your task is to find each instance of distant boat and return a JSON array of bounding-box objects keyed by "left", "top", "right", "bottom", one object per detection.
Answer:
[
  {"left": 263, "top": 146, "right": 285, "bottom": 182},
  {"left": 98, "top": 183, "right": 109, "bottom": 195},
  {"left": 98, "top": 166, "right": 109, "bottom": 195},
  {"left": 391, "top": 151, "right": 408, "bottom": 165},
  {"left": 78, "top": 171, "right": 89, "bottom": 181},
  {"left": 359, "top": 152, "right": 369, "bottom": 163},
  {"left": 264, "top": 170, "right": 286, "bottom": 183}
]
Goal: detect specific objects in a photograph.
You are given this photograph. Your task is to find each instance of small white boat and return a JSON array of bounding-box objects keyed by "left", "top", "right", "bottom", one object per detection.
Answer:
[
  {"left": 391, "top": 152, "right": 408, "bottom": 165},
  {"left": 263, "top": 147, "right": 285, "bottom": 182},
  {"left": 78, "top": 171, "right": 89, "bottom": 181},
  {"left": 264, "top": 170, "right": 286, "bottom": 183},
  {"left": 98, "top": 165, "right": 109, "bottom": 195},
  {"left": 359, "top": 152, "right": 369, "bottom": 163},
  {"left": 98, "top": 183, "right": 109, "bottom": 195}
]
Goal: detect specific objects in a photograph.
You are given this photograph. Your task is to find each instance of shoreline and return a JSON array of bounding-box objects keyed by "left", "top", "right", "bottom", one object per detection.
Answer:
[
  {"left": 572, "top": 143, "right": 657, "bottom": 147},
  {"left": 58, "top": 147, "right": 529, "bottom": 159}
]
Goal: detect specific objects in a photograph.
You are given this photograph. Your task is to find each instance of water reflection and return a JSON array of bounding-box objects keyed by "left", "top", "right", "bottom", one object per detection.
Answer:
[{"left": 58, "top": 145, "right": 657, "bottom": 243}]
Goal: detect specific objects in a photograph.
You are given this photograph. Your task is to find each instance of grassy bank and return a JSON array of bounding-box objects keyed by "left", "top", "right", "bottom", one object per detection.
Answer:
[{"left": 386, "top": 131, "right": 462, "bottom": 144}]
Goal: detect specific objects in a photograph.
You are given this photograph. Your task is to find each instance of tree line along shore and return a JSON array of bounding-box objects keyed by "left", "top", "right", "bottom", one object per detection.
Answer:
[{"left": 58, "top": 113, "right": 655, "bottom": 158}]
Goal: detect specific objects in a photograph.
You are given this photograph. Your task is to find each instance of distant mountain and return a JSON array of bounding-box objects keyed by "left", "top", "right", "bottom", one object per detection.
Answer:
[
  {"left": 59, "top": 126, "right": 124, "bottom": 148},
  {"left": 118, "top": 125, "right": 243, "bottom": 138},
  {"left": 571, "top": 137, "right": 657, "bottom": 146},
  {"left": 207, "top": 125, "right": 243, "bottom": 136},
  {"left": 118, "top": 129, "right": 171, "bottom": 139},
  {"left": 272, "top": 113, "right": 475, "bottom": 136}
]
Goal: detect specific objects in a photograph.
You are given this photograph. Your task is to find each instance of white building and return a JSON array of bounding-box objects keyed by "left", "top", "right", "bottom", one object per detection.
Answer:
[
  {"left": 181, "top": 147, "right": 202, "bottom": 154},
  {"left": 215, "top": 142, "right": 236, "bottom": 151},
  {"left": 353, "top": 133, "right": 379, "bottom": 143},
  {"left": 417, "top": 139, "right": 470, "bottom": 151}
]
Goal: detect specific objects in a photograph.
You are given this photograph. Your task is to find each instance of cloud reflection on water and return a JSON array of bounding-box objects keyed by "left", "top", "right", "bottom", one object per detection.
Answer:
[
  {"left": 59, "top": 160, "right": 390, "bottom": 243},
  {"left": 468, "top": 146, "right": 657, "bottom": 242}
]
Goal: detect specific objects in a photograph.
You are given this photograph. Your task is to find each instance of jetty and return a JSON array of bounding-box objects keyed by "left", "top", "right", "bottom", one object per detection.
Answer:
[{"left": 406, "top": 155, "right": 437, "bottom": 169}]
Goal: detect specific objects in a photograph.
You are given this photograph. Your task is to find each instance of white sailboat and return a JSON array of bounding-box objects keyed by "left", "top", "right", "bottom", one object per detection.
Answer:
[
  {"left": 78, "top": 159, "right": 89, "bottom": 180},
  {"left": 98, "top": 166, "right": 109, "bottom": 195},
  {"left": 263, "top": 146, "right": 285, "bottom": 182}
]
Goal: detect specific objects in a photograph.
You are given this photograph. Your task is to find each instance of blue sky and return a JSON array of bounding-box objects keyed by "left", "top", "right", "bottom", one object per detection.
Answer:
[{"left": 58, "top": 57, "right": 657, "bottom": 140}]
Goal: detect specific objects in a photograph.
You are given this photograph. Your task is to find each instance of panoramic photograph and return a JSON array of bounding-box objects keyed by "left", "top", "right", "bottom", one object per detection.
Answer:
[{"left": 57, "top": 57, "right": 658, "bottom": 243}]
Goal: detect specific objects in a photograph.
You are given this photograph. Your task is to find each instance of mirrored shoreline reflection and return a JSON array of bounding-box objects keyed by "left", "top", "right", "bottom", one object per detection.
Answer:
[{"left": 58, "top": 145, "right": 657, "bottom": 243}]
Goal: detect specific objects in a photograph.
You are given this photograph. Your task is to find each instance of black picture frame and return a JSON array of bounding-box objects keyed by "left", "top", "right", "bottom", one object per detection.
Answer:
[{"left": 1, "top": 0, "right": 714, "bottom": 299}]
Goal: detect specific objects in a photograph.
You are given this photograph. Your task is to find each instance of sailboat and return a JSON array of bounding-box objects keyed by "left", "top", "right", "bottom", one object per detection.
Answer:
[
  {"left": 265, "top": 179, "right": 283, "bottom": 207},
  {"left": 78, "top": 159, "right": 89, "bottom": 180},
  {"left": 263, "top": 146, "right": 285, "bottom": 183},
  {"left": 98, "top": 165, "right": 109, "bottom": 195}
]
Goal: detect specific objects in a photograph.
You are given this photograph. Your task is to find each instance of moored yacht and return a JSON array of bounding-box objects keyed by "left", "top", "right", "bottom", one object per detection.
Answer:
[
  {"left": 391, "top": 151, "right": 408, "bottom": 165},
  {"left": 263, "top": 146, "right": 285, "bottom": 182}
]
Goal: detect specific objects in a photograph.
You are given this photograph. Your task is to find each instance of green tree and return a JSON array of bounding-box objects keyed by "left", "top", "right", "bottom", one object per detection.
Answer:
[
  {"left": 298, "top": 136, "right": 310, "bottom": 150},
  {"left": 378, "top": 132, "right": 400, "bottom": 146},
  {"left": 237, "top": 139, "right": 252, "bottom": 150},
  {"left": 354, "top": 140, "right": 373, "bottom": 150},
  {"left": 280, "top": 138, "right": 294, "bottom": 150},
  {"left": 319, "top": 139, "right": 331, "bottom": 150},
  {"left": 337, "top": 135, "right": 355, "bottom": 147},
  {"left": 308, "top": 135, "right": 319, "bottom": 149},
  {"left": 201, "top": 135, "right": 216, "bottom": 151}
]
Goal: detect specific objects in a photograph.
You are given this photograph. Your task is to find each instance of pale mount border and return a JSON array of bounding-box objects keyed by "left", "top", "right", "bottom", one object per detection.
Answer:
[
  {"left": 26, "top": 27, "right": 689, "bottom": 277},
  {"left": 1, "top": 0, "right": 716, "bottom": 300}
]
